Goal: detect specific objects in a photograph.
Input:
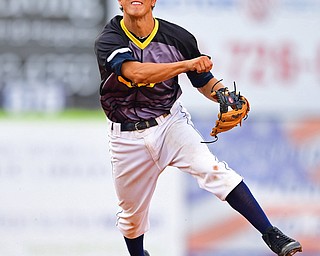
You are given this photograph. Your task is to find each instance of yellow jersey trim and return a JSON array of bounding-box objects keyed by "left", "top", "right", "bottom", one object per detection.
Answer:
[{"left": 120, "top": 18, "right": 159, "bottom": 50}]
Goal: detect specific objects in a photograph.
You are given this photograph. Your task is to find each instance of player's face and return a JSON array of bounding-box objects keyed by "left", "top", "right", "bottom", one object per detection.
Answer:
[{"left": 118, "top": 0, "right": 156, "bottom": 17}]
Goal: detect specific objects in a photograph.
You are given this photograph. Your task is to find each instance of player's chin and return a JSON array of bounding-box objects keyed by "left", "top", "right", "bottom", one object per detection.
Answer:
[
  {"left": 127, "top": 5, "right": 151, "bottom": 16},
  {"left": 127, "top": 10, "right": 147, "bottom": 18}
]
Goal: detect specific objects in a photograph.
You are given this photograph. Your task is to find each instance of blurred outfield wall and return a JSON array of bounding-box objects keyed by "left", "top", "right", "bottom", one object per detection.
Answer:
[
  {"left": 1, "top": 1, "right": 320, "bottom": 256},
  {"left": 0, "top": 0, "right": 105, "bottom": 111}
]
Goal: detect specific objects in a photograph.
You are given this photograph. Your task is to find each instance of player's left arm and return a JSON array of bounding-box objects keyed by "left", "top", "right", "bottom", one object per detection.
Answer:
[{"left": 197, "top": 77, "right": 225, "bottom": 102}]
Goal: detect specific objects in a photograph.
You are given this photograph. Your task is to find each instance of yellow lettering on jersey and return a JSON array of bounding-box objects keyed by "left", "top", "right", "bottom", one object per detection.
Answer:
[
  {"left": 120, "top": 19, "right": 159, "bottom": 50},
  {"left": 118, "top": 76, "right": 133, "bottom": 88},
  {"left": 135, "top": 82, "right": 156, "bottom": 88},
  {"left": 118, "top": 76, "right": 156, "bottom": 88}
]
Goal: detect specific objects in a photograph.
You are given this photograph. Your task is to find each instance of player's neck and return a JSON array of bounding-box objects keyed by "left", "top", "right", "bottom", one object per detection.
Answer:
[{"left": 123, "top": 14, "right": 155, "bottom": 38}]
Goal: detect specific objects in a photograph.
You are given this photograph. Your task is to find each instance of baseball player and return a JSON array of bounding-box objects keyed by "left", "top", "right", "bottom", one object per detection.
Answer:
[{"left": 94, "top": 1, "right": 302, "bottom": 255}]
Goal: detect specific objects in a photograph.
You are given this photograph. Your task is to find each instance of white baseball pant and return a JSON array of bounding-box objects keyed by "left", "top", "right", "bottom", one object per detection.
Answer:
[{"left": 107, "top": 101, "right": 243, "bottom": 239}]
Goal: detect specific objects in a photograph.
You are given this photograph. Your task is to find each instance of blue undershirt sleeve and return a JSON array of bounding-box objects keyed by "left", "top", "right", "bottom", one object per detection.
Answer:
[
  {"left": 107, "top": 51, "right": 137, "bottom": 76},
  {"left": 187, "top": 71, "right": 214, "bottom": 88}
]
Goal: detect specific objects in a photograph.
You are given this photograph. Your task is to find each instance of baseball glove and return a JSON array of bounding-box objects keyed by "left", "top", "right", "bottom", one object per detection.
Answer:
[{"left": 209, "top": 82, "right": 250, "bottom": 141}]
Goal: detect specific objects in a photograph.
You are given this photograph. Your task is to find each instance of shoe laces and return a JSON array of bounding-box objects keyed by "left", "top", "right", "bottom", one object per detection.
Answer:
[{"left": 268, "top": 228, "right": 295, "bottom": 251}]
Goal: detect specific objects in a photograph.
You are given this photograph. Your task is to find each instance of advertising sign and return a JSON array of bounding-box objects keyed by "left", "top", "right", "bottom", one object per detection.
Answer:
[{"left": 0, "top": 0, "right": 106, "bottom": 112}]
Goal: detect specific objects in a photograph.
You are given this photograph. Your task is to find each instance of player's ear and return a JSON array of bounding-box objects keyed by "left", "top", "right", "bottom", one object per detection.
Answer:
[
  {"left": 152, "top": 0, "right": 156, "bottom": 9},
  {"left": 118, "top": 0, "right": 123, "bottom": 11}
]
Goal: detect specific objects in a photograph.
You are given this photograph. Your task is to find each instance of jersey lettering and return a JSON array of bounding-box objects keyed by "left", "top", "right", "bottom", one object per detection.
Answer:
[{"left": 118, "top": 76, "right": 156, "bottom": 88}]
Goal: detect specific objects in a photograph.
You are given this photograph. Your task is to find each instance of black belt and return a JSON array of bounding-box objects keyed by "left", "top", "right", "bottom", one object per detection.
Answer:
[
  {"left": 120, "top": 119, "right": 158, "bottom": 131},
  {"left": 113, "top": 113, "right": 169, "bottom": 132}
]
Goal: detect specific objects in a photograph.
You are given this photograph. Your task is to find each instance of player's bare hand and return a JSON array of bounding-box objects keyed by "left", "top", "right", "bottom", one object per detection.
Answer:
[{"left": 188, "top": 56, "right": 213, "bottom": 73}]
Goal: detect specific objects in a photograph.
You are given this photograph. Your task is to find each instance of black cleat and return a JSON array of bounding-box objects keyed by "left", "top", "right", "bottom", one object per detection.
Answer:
[
  {"left": 144, "top": 250, "right": 150, "bottom": 256},
  {"left": 262, "top": 226, "right": 302, "bottom": 256}
]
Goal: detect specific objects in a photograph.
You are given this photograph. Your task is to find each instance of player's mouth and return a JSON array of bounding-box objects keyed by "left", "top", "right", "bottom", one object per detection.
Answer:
[{"left": 131, "top": 1, "right": 143, "bottom": 6}]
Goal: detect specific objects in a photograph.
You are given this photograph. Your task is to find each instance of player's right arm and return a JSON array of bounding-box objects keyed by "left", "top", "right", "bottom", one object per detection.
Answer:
[{"left": 121, "top": 55, "right": 213, "bottom": 84}]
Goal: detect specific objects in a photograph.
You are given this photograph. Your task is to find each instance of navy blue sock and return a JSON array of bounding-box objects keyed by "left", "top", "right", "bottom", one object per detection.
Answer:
[
  {"left": 124, "top": 234, "right": 144, "bottom": 256},
  {"left": 226, "top": 181, "right": 272, "bottom": 234}
]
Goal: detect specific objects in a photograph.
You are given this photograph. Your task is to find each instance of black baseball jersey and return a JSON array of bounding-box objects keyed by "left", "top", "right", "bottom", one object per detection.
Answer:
[{"left": 94, "top": 15, "right": 213, "bottom": 123}]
